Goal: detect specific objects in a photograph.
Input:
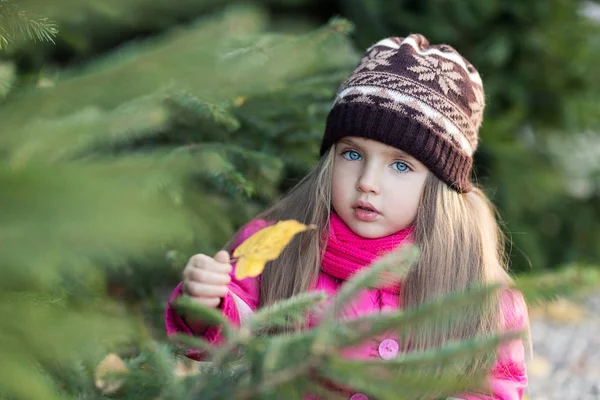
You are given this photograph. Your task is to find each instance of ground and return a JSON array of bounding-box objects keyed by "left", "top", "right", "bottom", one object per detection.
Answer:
[{"left": 527, "top": 292, "right": 600, "bottom": 399}]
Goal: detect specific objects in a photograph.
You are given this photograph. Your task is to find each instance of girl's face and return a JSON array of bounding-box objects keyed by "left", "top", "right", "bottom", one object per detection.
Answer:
[{"left": 331, "top": 137, "right": 429, "bottom": 238}]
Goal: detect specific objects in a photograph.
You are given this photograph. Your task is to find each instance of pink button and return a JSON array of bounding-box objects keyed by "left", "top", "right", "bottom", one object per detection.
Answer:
[
  {"left": 378, "top": 338, "right": 399, "bottom": 360},
  {"left": 350, "top": 394, "right": 369, "bottom": 400}
]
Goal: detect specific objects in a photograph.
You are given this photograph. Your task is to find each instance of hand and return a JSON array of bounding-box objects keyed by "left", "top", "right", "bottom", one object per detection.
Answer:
[{"left": 182, "top": 250, "right": 232, "bottom": 308}]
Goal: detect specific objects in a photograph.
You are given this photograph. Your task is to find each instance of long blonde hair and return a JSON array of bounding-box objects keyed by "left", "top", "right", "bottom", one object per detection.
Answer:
[
  {"left": 227, "top": 144, "right": 524, "bottom": 373},
  {"left": 402, "top": 173, "right": 513, "bottom": 375}
]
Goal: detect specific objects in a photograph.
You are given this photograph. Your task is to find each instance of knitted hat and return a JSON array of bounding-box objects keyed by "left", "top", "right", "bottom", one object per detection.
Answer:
[{"left": 320, "top": 34, "right": 485, "bottom": 193}]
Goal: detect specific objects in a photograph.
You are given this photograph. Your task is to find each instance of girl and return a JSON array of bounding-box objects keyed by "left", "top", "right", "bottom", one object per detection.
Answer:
[{"left": 166, "top": 34, "right": 530, "bottom": 399}]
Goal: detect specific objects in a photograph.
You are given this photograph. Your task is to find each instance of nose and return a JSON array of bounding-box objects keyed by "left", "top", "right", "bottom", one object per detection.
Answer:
[{"left": 356, "top": 162, "right": 381, "bottom": 194}]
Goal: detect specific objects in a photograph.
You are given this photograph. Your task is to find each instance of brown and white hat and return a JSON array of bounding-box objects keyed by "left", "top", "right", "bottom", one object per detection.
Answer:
[{"left": 320, "top": 34, "right": 485, "bottom": 193}]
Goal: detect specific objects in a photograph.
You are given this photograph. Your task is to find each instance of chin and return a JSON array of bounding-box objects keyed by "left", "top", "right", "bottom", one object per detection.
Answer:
[{"left": 347, "top": 221, "right": 386, "bottom": 239}]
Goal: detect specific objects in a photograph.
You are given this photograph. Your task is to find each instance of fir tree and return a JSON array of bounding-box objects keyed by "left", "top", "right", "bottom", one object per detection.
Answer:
[{"left": 1, "top": 1, "right": 599, "bottom": 399}]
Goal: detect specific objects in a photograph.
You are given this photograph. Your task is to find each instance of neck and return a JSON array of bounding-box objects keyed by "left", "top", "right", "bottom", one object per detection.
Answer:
[{"left": 321, "top": 212, "right": 414, "bottom": 295}]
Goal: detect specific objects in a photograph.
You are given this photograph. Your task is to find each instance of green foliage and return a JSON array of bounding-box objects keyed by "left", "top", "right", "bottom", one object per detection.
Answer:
[
  {"left": 516, "top": 264, "right": 600, "bottom": 305},
  {"left": 0, "top": 0, "right": 58, "bottom": 49},
  {"left": 0, "top": 5, "right": 357, "bottom": 398},
  {"left": 175, "top": 295, "right": 234, "bottom": 336},
  {"left": 248, "top": 291, "right": 327, "bottom": 332},
  {"left": 1, "top": 0, "right": 599, "bottom": 399},
  {"left": 0, "top": 60, "right": 15, "bottom": 98},
  {"left": 130, "top": 256, "right": 523, "bottom": 400}
]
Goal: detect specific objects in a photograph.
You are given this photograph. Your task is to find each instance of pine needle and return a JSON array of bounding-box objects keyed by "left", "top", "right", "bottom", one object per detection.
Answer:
[
  {"left": 333, "top": 283, "right": 502, "bottom": 348},
  {"left": 0, "top": 1, "right": 58, "bottom": 49},
  {"left": 170, "top": 333, "right": 215, "bottom": 356},
  {"left": 313, "top": 245, "right": 419, "bottom": 351},
  {"left": 173, "top": 296, "right": 234, "bottom": 338},
  {"left": 248, "top": 291, "right": 327, "bottom": 332}
]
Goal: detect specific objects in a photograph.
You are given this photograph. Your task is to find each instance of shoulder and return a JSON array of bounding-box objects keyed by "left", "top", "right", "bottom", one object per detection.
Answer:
[
  {"left": 230, "top": 219, "right": 273, "bottom": 251},
  {"left": 499, "top": 288, "right": 529, "bottom": 331}
]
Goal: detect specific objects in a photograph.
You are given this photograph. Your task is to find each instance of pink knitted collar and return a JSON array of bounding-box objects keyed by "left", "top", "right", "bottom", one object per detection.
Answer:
[{"left": 321, "top": 212, "right": 414, "bottom": 295}]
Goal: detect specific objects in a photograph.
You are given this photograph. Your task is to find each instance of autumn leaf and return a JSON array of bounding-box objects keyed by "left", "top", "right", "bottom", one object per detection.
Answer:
[
  {"left": 174, "top": 359, "right": 202, "bottom": 380},
  {"left": 95, "top": 353, "right": 129, "bottom": 394},
  {"left": 233, "top": 220, "right": 316, "bottom": 280},
  {"left": 236, "top": 257, "right": 267, "bottom": 280}
]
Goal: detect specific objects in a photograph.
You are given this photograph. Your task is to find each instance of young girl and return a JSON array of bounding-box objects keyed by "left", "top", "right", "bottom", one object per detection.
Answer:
[{"left": 166, "top": 34, "right": 529, "bottom": 399}]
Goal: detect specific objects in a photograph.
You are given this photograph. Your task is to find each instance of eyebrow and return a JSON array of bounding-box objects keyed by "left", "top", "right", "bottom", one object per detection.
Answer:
[
  {"left": 338, "top": 138, "right": 415, "bottom": 160},
  {"left": 338, "top": 138, "right": 357, "bottom": 146}
]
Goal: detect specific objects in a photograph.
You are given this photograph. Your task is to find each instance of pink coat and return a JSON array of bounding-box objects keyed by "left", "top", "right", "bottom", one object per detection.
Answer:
[{"left": 165, "top": 220, "right": 529, "bottom": 400}]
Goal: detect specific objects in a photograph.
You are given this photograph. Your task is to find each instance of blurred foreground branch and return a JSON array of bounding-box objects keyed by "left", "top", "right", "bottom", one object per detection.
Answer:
[{"left": 0, "top": 0, "right": 57, "bottom": 49}]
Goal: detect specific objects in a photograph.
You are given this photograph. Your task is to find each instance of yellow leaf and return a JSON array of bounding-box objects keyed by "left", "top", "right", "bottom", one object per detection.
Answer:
[
  {"left": 233, "top": 220, "right": 315, "bottom": 280},
  {"left": 95, "top": 353, "right": 129, "bottom": 394},
  {"left": 235, "top": 257, "right": 267, "bottom": 280}
]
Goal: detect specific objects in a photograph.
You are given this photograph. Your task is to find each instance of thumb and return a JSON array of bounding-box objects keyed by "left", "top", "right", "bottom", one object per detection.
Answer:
[{"left": 214, "top": 250, "right": 231, "bottom": 264}]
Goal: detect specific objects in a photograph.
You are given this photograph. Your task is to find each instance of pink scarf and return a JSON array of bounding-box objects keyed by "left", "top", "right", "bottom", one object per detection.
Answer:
[{"left": 321, "top": 212, "right": 414, "bottom": 295}]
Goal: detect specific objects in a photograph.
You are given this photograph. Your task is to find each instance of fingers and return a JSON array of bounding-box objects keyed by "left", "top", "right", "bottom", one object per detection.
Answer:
[
  {"left": 187, "top": 254, "right": 232, "bottom": 274},
  {"left": 181, "top": 252, "right": 233, "bottom": 308},
  {"left": 186, "top": 268, "right": 231, "bottom": 286},
  {"left": 184, "top": 281, "right": 229, "bottom": 298},
  {"left": 181, "top": 278, "right": 228, "bottom": 306},
  {"left": 213, "top": 250, "right": 231, "bottom": 265}
]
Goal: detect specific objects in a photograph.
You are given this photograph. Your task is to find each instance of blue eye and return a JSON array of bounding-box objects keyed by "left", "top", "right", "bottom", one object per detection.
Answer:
[
  {"left": 342, "top": 150, "right": 362, "bottom": 161},
  {"left": 392, "top": 161, "right": 410, "bottom": 173}
]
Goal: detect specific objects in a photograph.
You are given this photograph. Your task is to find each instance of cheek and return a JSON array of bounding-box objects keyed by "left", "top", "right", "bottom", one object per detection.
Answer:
[
  {"left": 405, "top": 192, "right": 421, "bottom": 221},
  {"left": 394, "top": 190, "right": 418, "bottom": 215},
  {"left": 391, "top": 178, "right": 425, "bottom": 221},
  {"left": 331, "top": 169, "right": 349, "bottom": 204}
]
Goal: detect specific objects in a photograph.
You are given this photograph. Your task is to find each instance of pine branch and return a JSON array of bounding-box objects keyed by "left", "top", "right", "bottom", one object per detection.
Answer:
[
  {"left": 0, "top": 7, "right": 356, "bottom": 130},
  {"left": 312, "top": 245, "right": 419, "bottom": 352},
  {"left": 178, "top": 143, "right": 285, "bottom": 199},
  {"left": 166, "top": 91, "right": 241, "bottom": 134},
  {"left": 358, "top": 330, "right": 523, "bottom": 370},
  {"left": 248, "top": 291, "right": 327, "bottom": 332},
  {"left": 258, "top": 330, "right": 319, "bottom": 378},
  {"left": 170, "top": 333, "right": 216, "bottom": 357},
  {"left": 233, "top": 358, "right": 319, "bottom": 400},
  {"left": 173, "top": 295, "right": 235, "bottom": 339},
  {"left": 514, "top": 264, "right": 600, "bottom": 305},
  {"left": 0, "top": 60, "right": 14, "bottom": 98},
  {"left": 0, "top": 161, "right": 193, "bottom": 288},
  {"left": 0, "top": 0, "right": 57, "bottom": 49},
  {"left": 320, "top": 357, "right": 480, "bottom": 400},
  {"left": 190, "top": 367, "right": 250, "bottom": 400},
  {"left": 3, "top": 98, "right": 171, "bottom": 165},
  {"left": 331, "top": 283, "right": 502, "bottom": 350},
  {"left": 328, "top": 245, "right": 419, "bottom": 319},
  {"left": 128, "top": 343, "right": 201, "bottom": 399},
  {"left": 302, "top": 382, "right": 348, "bottom": 400}
]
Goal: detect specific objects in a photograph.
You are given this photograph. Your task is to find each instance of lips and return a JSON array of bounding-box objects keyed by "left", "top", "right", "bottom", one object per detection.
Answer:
[
  {"left": 352, "top": 200, "right": 380, "bottom": 222},
  {"left": 352, "top": 200, "right": 380, "bottom": 214}
]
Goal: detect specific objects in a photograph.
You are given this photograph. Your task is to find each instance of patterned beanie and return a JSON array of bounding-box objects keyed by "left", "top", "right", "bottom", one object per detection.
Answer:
[{"left": 320, "top": 34, "right": 485, "bottom": 193}]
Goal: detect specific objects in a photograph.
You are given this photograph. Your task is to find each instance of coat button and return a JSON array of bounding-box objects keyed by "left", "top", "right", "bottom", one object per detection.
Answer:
[
  {"left": 349, "top": 394, "right": 369, "bottom": 400},
  {"left": 378, "top": 338, "right": 399, "bottom": 360}
]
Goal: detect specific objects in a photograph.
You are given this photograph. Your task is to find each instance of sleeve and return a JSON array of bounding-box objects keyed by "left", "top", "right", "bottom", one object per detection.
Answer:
[
  {"left": 164, "top": 219, "right": 271, "bottom": 361},
  {"left": 455, "top": 289, "right": 529, "bottom": 400}
]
